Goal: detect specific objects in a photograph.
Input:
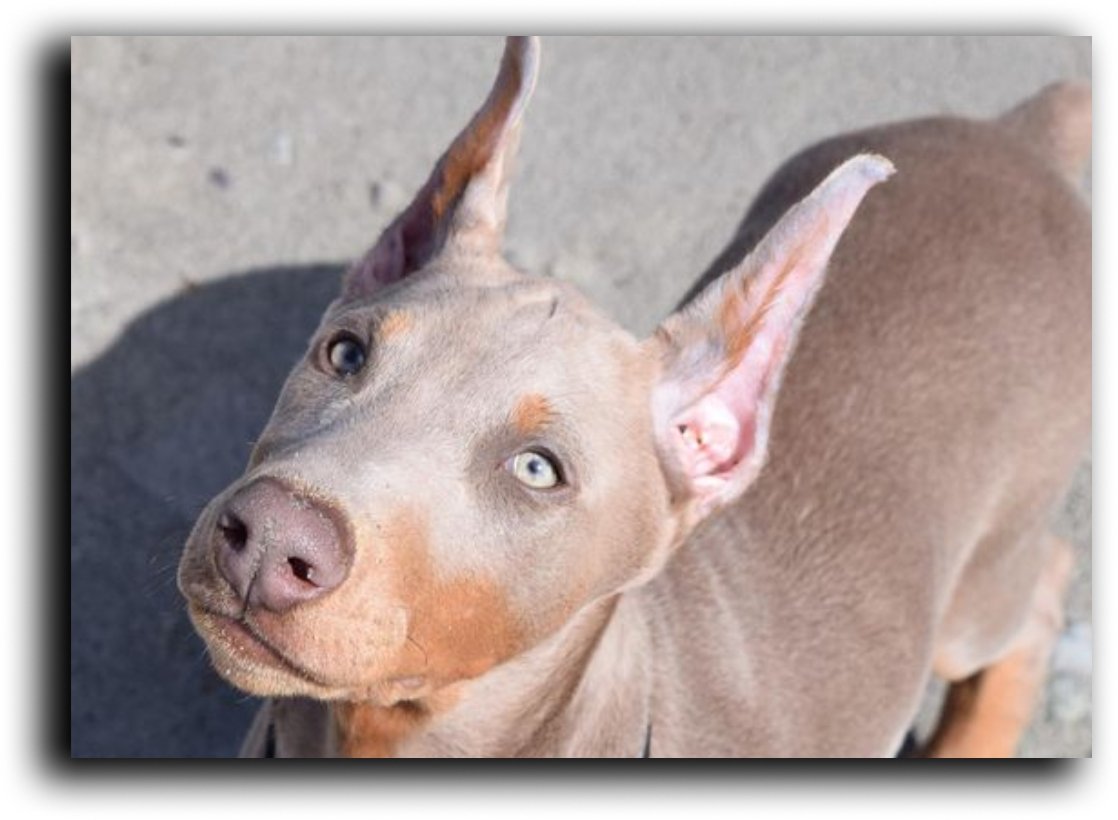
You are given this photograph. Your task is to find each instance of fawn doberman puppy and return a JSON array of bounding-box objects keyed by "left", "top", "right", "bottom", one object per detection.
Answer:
[{"left": 177, "top": 37, "right": 1090, "bottom": 757}]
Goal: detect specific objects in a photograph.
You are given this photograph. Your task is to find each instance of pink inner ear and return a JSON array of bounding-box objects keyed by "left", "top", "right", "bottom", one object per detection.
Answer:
[
  {"left": 655, "top": 154, "right": 893, "bottom": 511},
  {"left": 666, "top": 324, "right": 786, "bottom": 494},
  {"left": 670, "top": 392, "right": 758, "bottom": 490},
  {"left": 343, "top": 180, "right": 442, "bottom": 300}
]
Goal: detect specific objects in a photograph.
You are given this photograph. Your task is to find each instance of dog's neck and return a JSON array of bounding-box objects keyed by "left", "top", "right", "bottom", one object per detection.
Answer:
[{"left": 333, "top": 592, "right": 653, "bottom": 757}]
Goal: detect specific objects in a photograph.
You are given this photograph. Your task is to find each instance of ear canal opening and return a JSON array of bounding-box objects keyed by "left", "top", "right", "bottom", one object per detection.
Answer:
[{"left": 669, "top": 393, "right": 757, "bottom": 484}]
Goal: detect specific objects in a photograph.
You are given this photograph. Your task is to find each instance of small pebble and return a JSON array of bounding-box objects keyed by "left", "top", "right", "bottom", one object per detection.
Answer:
[
  {"left": 270, "top": 132, "right": 294, "bottom": 166},
  {"left": 1051, "top": 621, "right": 1092, "bottom": 677},
  {"left": 208, "top": 167, "right": 231, "bottom": 189}
]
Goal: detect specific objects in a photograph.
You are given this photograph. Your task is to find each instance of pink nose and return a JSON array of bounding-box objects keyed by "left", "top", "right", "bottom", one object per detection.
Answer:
[{"left": 212, "top": 478, "right": 352, "bottom": 614}]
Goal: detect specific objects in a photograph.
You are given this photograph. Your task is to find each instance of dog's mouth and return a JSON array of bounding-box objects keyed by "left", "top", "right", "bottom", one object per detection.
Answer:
[
  {"left": 188, "top": 604, "right": 430, "bottom": 704},
  {"left": 188, "top": 605, "right": 341, "bottom": 695}
]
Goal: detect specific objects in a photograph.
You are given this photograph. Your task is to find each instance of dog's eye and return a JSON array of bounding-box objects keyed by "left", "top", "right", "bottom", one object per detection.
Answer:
[
  {"left": 325, "top": 334, "right": 366, "bottom": 377},
  {"left": 507, "top": 451, "right": 562, "bottom": 489}
]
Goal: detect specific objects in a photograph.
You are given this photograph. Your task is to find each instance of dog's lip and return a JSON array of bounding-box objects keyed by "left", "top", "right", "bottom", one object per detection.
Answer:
[
  {"left": 191, "top": 605, "right": 328, "bottom": 686},
  {"left": 189, "top": 605, "right": 423, "bottom": 703}
]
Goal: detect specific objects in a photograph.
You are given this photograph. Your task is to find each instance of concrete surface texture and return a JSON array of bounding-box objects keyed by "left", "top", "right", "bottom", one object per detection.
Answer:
[{"left": 70, "top": 35, "right": 1091, "bottom": 757}]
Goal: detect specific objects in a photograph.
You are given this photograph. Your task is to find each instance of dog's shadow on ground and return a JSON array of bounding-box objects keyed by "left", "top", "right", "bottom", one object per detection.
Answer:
[{"left": 69, "top": 264, "right": 343, "bottom": 757}]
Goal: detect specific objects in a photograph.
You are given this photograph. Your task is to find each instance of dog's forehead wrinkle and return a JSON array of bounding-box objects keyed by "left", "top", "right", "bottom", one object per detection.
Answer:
[{"left": 388, "top": 265, "right": 603, "bottom": 319}]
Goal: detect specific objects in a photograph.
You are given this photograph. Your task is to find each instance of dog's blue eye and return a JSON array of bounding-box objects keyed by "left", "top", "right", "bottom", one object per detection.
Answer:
[
  {"left": 508, "top": 451, "right": 561, "bottom": 489},
  {"left": 326, "top": 336, "right": 366, "bottom": 377}
]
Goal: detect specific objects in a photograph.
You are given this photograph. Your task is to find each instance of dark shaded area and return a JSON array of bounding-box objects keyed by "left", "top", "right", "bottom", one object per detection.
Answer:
[
  {"left": 70, "top": 264, "right": 343, "bottom": 757},
  {"left": 46, "top": 36, "right": 71, "bottom": 765}
]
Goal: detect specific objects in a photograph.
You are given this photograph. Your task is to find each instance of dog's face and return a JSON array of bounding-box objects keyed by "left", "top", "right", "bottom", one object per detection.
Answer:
[
  {"left": 178, "top": 254, "right": 678, "bottom": 703},
  {"left": 177, "top": 37, "right": 890, "bottom": 707}
]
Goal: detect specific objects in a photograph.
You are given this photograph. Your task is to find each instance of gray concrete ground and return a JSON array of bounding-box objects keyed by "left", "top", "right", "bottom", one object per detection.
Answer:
[{"left": 70, "top": 35, "right": 1091, "bottom": 757}]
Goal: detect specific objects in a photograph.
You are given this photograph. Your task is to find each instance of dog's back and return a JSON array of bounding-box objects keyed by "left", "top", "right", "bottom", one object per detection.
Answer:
[{"left": 643, "top": 84, "right": 1091, "bottom": 755}]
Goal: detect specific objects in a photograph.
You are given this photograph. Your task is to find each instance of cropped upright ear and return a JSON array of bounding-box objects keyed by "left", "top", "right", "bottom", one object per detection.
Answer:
[
  {"left": 342, "top": 36, "right": 541, "bottom": 301},
  {"left": 649, "top": 154, "right": 894, "bottom": 520}
]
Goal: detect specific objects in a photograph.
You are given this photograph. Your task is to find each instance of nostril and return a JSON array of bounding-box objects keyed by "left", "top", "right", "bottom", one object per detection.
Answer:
[
  {"left": 288, "top": 556, "right": 315, "bottom": 585},
  {"left": 219, "top": 478, "right": 352, "bottom": 613},
  {"left": 217, "top": 511, "right": 249, "bottom": 552}
]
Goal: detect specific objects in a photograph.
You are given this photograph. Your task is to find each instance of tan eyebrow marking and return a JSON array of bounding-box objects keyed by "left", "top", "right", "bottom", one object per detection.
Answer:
[
  {"left": 511, "top": 393, "right": 554, "bottom": 435},
  {"left": 378, "top": 310, "right": 413, "bottom": 342}
]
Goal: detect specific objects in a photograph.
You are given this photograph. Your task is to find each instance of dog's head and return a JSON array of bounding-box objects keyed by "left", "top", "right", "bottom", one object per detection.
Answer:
[{"left": 178, "top": 37, "right": 890, "bottom": 705}]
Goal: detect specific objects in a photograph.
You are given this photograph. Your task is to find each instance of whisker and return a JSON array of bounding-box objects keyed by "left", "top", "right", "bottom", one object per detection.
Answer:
[{"left": 406, "top": 634, "right": 429, "bottom": 668}]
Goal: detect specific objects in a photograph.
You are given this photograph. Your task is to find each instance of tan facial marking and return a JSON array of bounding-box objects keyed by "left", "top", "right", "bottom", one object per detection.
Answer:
[
  {"left": 511, "top": 392, "right": 554, "bottom": 435},
  {"left": 333, "top": 509, "right": 524, "bottom": 757},
  {"left": 387, "top": 509, "right": 524, "bottom": 681},
  {"left": 334, "top": 699, "right": 430, "bottom": 758},
  {"left": 378, "top": 310, "right": 413, "bottom": 342},
  {"left": 333, "top": 680, "right": 466, "bottom": 758}
]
